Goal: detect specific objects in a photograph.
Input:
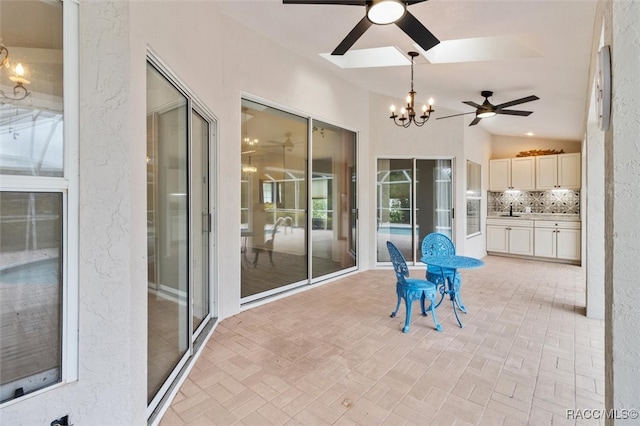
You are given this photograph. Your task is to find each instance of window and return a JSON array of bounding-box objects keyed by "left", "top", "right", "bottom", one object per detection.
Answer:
[
  {"left": 0, "top": 0, "right": 77, "bottom": 404},
  {"left": 466, "top": 160, "right": 482, "bottom": 237}
]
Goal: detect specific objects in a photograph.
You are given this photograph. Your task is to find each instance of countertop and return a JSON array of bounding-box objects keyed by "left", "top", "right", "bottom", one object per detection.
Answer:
[{"left": 487, "top": 213, "right": 580, "bottom": 222}]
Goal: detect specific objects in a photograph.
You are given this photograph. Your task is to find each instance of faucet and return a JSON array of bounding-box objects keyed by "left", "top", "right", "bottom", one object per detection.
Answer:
[{"left": 509, "top": 204, "right": 513, "bottom": 216}]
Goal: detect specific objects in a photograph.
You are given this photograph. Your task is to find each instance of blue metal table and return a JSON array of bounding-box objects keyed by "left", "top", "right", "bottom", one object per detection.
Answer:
[{"left": 420, "top": 255, "right": 484, "bottom": 327}]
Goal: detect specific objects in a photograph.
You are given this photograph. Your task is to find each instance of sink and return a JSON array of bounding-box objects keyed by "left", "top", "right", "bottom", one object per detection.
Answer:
[{"left": 499, "top": 214, "right": 521, "bottom": 217}]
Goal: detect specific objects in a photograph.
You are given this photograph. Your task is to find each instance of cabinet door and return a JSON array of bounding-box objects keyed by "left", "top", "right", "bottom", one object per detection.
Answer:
[
  {"left": 556, "top": 228, "right": 581, "bottom": 260},
  {"left": 487, "top": 225, "right": 509, "bottom": 253},
  {"left": 489, "top": 159, "right": 511, "bottom": 191},
  {"left": 509, "top": 226, "right": 534, "bottom": 256},
  {"left": 511, "top": 157, "right": 536, "bottom": 190},
  {"left": 558, "top": 153, "right": 581, "bottom": 189},
  {"left": 535, "top": 155, "right": 558, "bottom": 190},
  {"left": 534, "top": 228, "right": 557, "bottom": 258}
]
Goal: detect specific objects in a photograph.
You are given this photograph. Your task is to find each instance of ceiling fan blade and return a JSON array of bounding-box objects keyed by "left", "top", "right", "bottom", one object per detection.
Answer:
[
  {"left": 394, "top": 11, "right": 440, "bottom": 52},
  {"left": 332, "top": 16, "right": 372, "bottom": 55},
  {"left": 283, "top": 0, "right": 366, "bottom": 5},
  {"left": 436, "top": 111, "right": 476, "bottom": 120},
  {"left": 462, "top": 101, "right": 483, "bottom": 109},
  {"left": 469, "top": 116, "right": 482, "bottom": 126},
  {"left": 406, "top": 0, "right": 429, "bottom": 4},
  {"left": 494, "top": 95, "right": 539, "bottom": 110},
  {"left": 496, "top": 109, "right": 533, "bottom": 116}
]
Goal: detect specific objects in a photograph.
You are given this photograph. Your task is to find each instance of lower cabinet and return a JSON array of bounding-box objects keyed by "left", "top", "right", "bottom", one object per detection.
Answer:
[
  {"left": 534, "top": 221, "right": 581, "bottom": 261},
  {"left": 486, "top": 219, "right": 534, "bottom": 256},
  {"left": 487, "top": 218, "right": 580, "bottom": 263}
]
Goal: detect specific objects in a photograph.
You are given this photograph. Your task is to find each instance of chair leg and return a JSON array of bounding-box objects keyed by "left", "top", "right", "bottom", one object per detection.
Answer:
[
  {"left": 267, "top": 249, "right": 274, "bottom": 266},
  {"left": 252, "top": 250, "right": 260, "bottom": 267},
  {"left": 391, "top": 292, "right": 402, "bottom": 318},
  {"left": 402, "top": 296, "right": 413, "bottom": 333}
]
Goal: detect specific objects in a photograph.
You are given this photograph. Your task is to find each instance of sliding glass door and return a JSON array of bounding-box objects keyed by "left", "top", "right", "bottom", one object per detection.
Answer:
[
  {"left": 146, "top": 59, "right": 215, "bottom": 412},
  {"left": 311, "top": 121, "right": 357, "bottom": 279},
  {"left": 240, "top": 99, "right": 308, "bottom": 300},
  {"left": 377, "top": 158, "right": 453, "bottom": 263},
  {"left": 240, "top": 99, "right": 358, "bottom": 302}
]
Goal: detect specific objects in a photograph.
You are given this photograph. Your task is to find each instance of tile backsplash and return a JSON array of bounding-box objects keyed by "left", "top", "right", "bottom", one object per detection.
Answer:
[{"left": 488, "top": 190, "right": 580, "bottom": 214}]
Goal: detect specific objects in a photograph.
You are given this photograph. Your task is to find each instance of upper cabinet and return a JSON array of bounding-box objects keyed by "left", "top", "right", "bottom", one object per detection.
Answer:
[
  {"left": 489, "top": 157, "right": 535, "bottom": 191},
  {"left": 535, "top": 152, "right": 581, "bottom": 189},
  {"left": 490, "top": 152, "right": 581, "bottom": 191}
]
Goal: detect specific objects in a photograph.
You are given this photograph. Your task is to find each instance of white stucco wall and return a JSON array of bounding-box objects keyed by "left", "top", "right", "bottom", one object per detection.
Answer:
[
  {"left": 1, "top": 2, "right": 148, "bottom": 425},
  {"left": 585, "top": 33, "right": 605, "bottom": 320},
  {"left": 605, "top": 0, "right": 640, "bottom": 416}
]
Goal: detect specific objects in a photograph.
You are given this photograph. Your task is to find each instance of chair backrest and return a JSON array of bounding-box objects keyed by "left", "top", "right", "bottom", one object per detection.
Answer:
[
  {"left": 386, "top": 241, "right": 409, "bottom": 285},
  {"left": 421, "top": 233, "right": 456, "bottom": 258}
]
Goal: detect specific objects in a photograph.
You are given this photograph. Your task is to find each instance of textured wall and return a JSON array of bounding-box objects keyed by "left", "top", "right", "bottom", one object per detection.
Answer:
[{"left": 606, "top": 0, "right": 640, "bottom": 416}]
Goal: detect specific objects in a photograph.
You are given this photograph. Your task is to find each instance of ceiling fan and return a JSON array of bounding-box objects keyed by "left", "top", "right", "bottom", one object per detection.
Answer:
[
  {"left": 282, "top": 0, "right": 439, "bottom": 55},
  {"left": 437, "top": 91, "right": 540, "bottom": 126},
  {"left": 266, "top": 133, "right": 299, "bottom": 151}
]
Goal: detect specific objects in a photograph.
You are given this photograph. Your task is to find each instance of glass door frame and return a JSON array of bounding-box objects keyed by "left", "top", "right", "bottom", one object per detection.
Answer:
[
  {"left": 375, "top": 156, "right": 455, "bottom": 266},
  {"left": 239, "top": 95, "right": 359, "bottom": 305},
  {"left": 308, "top": 118, "right": 358, "bottom": 284},
  {"left": 146, "top": 51, "right": 218, "bottom": 419}
]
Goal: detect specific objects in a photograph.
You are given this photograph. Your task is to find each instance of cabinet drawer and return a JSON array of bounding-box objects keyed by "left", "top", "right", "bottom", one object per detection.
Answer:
[{"left": 535, "top": 220, "right": 581, "bottom": 229}]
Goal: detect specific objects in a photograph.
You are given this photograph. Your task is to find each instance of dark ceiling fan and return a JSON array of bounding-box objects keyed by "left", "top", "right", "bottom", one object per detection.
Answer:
[
  {"left": 437, "top": 91, "right": 540, "bottom": 126},
  {"left": 282, "top": 0, "right": 439, "bottom": 55}
]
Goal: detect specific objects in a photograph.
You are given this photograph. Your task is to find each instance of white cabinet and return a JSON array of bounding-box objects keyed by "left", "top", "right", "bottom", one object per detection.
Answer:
[
  {"left": 486, "top": 219, "right": 534, "bottom": 256},
  {"left": 489, "top": 157, "right": 535, "bottom": 191},
  {"left": 534, "top": 221, "right": 581, "bottom": 261},
  {"left": 535, "top": 153, "right": 581, "bottom": 189}
]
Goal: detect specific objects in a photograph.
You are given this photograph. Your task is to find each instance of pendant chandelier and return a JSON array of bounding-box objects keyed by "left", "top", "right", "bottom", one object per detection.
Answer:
[
  {"left": 389, "top": 51, "right": 434, "bottom": 128},
  {"left": 0, "top": 43, "right": 31, "bottom": 102}
]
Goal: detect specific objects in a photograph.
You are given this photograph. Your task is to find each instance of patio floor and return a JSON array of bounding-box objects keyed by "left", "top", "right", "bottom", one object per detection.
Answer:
[{"left": 159, "top": 255, "right": 604, "bottom": 425}]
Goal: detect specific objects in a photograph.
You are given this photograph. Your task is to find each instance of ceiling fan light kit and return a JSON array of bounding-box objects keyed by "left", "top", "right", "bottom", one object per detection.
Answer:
[
  {"left": 367, "top": 0, "right": 406, "bottom": 25},
  {"left": 437, "top": 90, "right": 539, "bottom": 126},
  {"left": 283, "top": 0, "right": 439, "bottom": 56}
]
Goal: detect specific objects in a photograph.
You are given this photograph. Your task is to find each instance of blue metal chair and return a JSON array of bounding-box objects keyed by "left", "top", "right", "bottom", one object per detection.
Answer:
[
  {"left": 386, "top": 241, "right": 442, "bottom": 333},
  {"left": 421, "top": 233, "right": 464, "bottom": 311}
]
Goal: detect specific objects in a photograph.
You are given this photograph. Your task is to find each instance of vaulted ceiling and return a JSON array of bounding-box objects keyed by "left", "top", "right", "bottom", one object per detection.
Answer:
[{"left": 219, "top": 0, "right": 599, "bottom": 141}]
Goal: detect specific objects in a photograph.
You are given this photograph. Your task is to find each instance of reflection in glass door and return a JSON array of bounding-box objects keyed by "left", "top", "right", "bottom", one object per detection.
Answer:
[
  {"left": 240, "top": 99, "right": 358, "bottom": 302},
  {"left": 376, "top": 158, "right": 453, "bottom": 263},
  {"left": 311, "top": 121, "right": 357, "bottom": 279},
  {"left": 240, "top": 99, "right": 308, "bottom": 300}
]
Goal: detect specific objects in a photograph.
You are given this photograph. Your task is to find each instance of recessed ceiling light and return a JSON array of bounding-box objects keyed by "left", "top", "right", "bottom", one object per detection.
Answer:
[{"left": 526, "top": 132, "right": 535, "bottom": 136}]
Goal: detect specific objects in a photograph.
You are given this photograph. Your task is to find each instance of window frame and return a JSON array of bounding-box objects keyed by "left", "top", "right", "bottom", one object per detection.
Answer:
[
  {"left": 0, "top": 0, "right": 79, "bottom": 407},
  {"left": 466, "top": 160, "right": 482, "bottom": 238}
]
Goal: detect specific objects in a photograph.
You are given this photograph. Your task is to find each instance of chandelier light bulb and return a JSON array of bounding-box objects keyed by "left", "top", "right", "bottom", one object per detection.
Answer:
[
  {"left": 400, "top": 107, "right": 406, "bottom": 116},
  {"left": 390, "top": 104, "right": 396, "bottom": 113},
  {"left": 428, "top": 97, "right": 434, "bottom": 105},
  {"left": 422, "top": 104, "right": 427, "bottom": 112},
  {"left": 9, "top": 62, "right": 30, "bottom": 85}
]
